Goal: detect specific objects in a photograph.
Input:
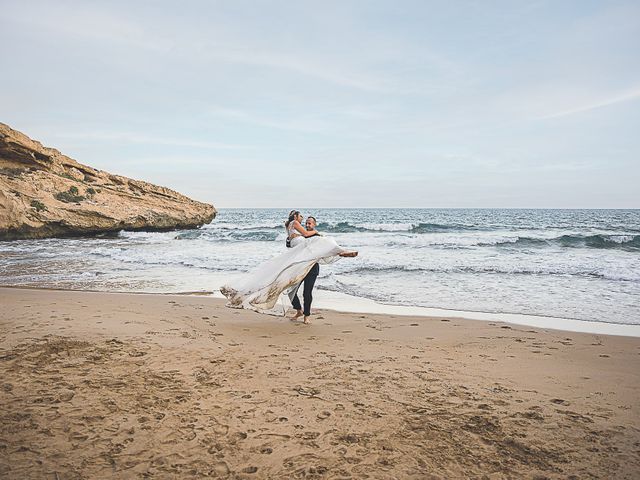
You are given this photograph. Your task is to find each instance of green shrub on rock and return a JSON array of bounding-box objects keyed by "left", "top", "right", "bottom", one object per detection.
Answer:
[
  {"left": 30, "top": 200, "right": 47, "bottom": 212},
  {"left": 54, "top": 187, "right": 85, "bottom": 203}
]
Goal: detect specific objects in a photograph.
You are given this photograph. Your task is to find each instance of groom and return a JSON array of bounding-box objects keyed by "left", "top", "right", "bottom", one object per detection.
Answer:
[{"left": 290, "top": 216, "right": 320, "bottom": 324}]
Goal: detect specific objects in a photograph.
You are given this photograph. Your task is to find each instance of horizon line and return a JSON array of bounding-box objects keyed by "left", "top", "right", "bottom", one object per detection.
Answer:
[{"left": 212, "top": 206, "right": 640, "bottom": 210}]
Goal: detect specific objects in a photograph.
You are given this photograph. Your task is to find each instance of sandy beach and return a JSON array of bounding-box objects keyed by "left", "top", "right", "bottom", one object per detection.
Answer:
[{"left": 0, "top": 287, "right": 638, "bottom": 479}]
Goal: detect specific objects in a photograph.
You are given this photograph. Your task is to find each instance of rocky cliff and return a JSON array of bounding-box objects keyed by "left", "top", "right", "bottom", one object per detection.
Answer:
[{"left": 0, "top": 123, "right": 216, "bottom": 240}]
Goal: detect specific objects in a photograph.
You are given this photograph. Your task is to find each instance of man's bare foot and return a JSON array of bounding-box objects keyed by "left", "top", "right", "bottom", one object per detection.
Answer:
[
  {"left": 303, "top": 316, "right": 311, "bottom": 325},
  {"left": 339, "top": 251, "right": 358, "bottom": 257},
  {"left": 289, "top": 310, "right": 303, "bottom": 321}
]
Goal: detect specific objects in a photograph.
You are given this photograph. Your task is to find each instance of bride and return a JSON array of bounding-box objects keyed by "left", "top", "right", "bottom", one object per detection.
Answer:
[{"left": 220, "top": 210, "right": 358, "bottom": 315}]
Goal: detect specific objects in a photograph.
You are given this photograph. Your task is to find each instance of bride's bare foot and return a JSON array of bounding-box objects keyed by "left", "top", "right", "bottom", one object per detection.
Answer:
[
  {"left": 303, "top": 316, "right": 311, "bottom": 325},
  {"left": 289, "top": 310, "right": 303, "bottom": 321},
  {"left": 339, "top": 251, "right": 358, "bottom": 257}
]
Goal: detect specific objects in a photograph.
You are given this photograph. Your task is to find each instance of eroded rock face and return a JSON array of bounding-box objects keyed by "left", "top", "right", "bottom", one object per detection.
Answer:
[{"left": 0, "top": 123, "right": 216, "bottom": 240}]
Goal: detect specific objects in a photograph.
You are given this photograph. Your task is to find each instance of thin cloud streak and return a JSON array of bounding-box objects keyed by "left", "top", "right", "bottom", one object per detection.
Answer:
[
  {"left": 206, "top": 49, "right": 392, "bottom": 93},
  {"left": 0, "top": 3, "right": 170, "bottom": 52},
  {"left": 206, "top": 107, "right": 326, "bottom": 134},
  {"left": 538, "top": 87, "right": 640, "bottom": 120},
  {"left": 50, "top": 132, "right": 250, "bottom": 150}
]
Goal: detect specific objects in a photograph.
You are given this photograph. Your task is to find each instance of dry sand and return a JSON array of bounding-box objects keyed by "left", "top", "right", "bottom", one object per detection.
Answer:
[{"left": 0, "top": 286, "right": 638, "bottom": 479}]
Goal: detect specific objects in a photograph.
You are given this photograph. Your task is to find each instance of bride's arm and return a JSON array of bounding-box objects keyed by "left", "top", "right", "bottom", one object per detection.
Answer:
[{"left": 293, "top": 221, "right": 318, "bottom": 237}]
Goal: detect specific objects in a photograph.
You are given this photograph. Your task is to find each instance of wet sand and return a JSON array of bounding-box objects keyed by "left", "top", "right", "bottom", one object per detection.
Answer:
[{"left": 0, "top": 287, "right": 639, "bottom": 479}]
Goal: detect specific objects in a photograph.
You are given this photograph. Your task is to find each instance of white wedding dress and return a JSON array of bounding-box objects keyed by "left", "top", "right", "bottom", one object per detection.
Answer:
[{"left": 220, "top": 234, "right": 349, "bottom": 315}]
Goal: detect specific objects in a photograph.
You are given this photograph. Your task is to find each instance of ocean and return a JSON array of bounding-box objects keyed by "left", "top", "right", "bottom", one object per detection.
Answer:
[{"left": 1, "top": 208, "right": 639, "bottom": 327}]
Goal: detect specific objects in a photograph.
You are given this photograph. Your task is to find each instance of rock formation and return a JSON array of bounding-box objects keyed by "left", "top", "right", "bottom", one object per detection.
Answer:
[{"left": 0, "top": 123, "right": 216, "bottom": 240}]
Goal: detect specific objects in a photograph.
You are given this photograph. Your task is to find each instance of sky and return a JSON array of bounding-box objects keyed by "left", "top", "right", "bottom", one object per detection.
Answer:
[{"left": 1, "top": 0, "right": 639, "bottom": 208}]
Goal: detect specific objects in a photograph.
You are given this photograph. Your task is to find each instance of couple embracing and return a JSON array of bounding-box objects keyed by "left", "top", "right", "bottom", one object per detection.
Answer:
[
  {"left": 221, "top": 210, "right": 357, "bottom": 323},
  {"left": 285, "top": 210, "right": 357, "bottom": 323}
]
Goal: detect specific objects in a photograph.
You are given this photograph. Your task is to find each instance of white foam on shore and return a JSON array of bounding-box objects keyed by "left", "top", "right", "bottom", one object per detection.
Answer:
[{"left": 258, "top": 289, "right": 640, "bottom": 337}]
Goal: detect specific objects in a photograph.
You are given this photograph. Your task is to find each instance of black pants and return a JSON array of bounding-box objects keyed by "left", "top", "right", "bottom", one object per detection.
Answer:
[{"left": 291, "top": 263, "right": 319, "bottom": 316}]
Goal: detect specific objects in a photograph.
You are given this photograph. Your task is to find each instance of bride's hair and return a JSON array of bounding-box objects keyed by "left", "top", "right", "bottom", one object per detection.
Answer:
[{"left": 285, "top": 210, "right": 300, "bottom": 229}]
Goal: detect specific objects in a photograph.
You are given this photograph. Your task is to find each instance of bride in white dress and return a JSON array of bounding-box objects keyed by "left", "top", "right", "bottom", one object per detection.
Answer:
[{"left": 220, "top": 210, "right": 358, "bottom": 316}]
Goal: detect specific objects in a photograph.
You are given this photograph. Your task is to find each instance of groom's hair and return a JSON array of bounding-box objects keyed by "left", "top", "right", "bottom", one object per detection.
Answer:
[{"left": 307, "top": 216, "right": 317, "bottom": 224}]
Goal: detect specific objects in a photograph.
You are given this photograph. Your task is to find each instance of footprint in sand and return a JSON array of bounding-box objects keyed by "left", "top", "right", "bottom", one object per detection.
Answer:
[
  {"left": 229, "top": 431, "right": 248, "bottom": 444},
  {"left": 212, "top": 462, "right": 230, "bottom": 475},
  {"left": 340, "top": 433, "right": 360, "bottom": 444},
  {"left": 212, "top": 423, "right": 229, "bottom": 435}
]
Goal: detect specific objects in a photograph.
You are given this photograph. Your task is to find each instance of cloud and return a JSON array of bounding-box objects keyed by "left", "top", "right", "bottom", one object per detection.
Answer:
[
  {"left": 0, "top": 2, "right": 170, "bottom": 52},
  {"left": 538, "top": 86, "right": 640, "bottom": 120},
  {"left": 50, "top": 131, "right": 249, "bottom": 150},
  {"left": 205, "top": 48, "right": 391, "bottom": 93},
  {"left": 0, "top": 1, "right": 393, "bottom": 94},
  {"left": 2, "top": 1, "right": 638, "bottom": 208},
  {"left": 206, "top": 106, "right": 326, "bottom": 134}
]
